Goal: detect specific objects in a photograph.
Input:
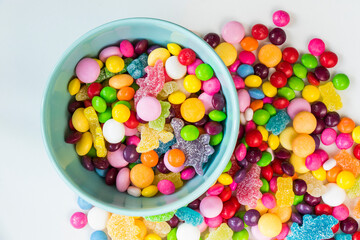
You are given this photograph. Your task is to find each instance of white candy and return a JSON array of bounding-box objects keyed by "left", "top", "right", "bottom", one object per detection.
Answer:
[
  {"left": 165, "top": 56, "right": 187, "bottom": 80},
  {"left": 323, "top": 159, "right": 336, "bottom": 171},
  {"left": 322, "top": 183, "right": 346, "bottom": 207},
  {"left": 127, "top": 186, "right": 141, "bottom": 197},
  {"left": 87, "top": 207, "right": 110, "bottom": 230},
  {"left": 240, "top": 112, "right": 246, "bottom": 125},
  {"left": 245, "top": 107, "right": 254, "bottom": 121},
  {"left": 102, "top": 119, "right": 125, "bottom": 144},
  {"left": 175, "top": 78, "right": 191, "bottom": 98},
  {"left": 176, "top": 223, "right": 200, "bottom": 240}
]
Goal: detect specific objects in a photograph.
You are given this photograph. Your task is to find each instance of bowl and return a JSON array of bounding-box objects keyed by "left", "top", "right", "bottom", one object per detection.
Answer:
[{"left": 41, "top": 17, "right": 239, "bottom": 216}]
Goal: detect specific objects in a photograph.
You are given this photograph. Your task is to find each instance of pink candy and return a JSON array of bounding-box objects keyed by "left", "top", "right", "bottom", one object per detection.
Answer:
[
  {"left": 261, "top": 193, "right": 276, "bottom": 209},
  {"left": 107, "top": 144, "right": 128, "bottom": 168},
  {"left": 120, "top": 40, "right": 134, "bottom": 58},
  {"left": 229, "top": 59, "right": 241, "bottom": 73},
  {"left": 126, "top": 135, "right": 140, "bottom": 146},
  {"left": 239, "top": 51, "right": 256, "bottom": 65},
  {"left": 222, "top": 21, "right": 245, "bottom": 44},
  {"left": 238, "top": 89, "right": 250, "bottom": 112},
  {"left": 245, "top": 120, "right": 257, "bottom": 132},
  {"left": 202, "top": 77, "right": 221, "bottom": 96},
  {"left": 314, "top": 149, "right": 329, "bottom": 164},
  {"left": 332, "top": 204, "right": 349, "bottom": 221},
  {"left": 187, "top": 59, "right": 203, "bottom": 75},
  {"left": 136, "top": 96, "right": 162, "bottom": 121},
  {"left": 335, "top": 133, "right": 354, "bottom": 149},
  {"left": 308, "top": 38, "right": 326, "bottom": 56},
  {"left": 321, "top": 128, "right": 337, "bottom": 145},
  {"left": 157, "top": 179, "right": 175, "bottom": 195},
  {"left": 75, "top": 58, "right": 100, "bottom": 83},
  {"left": 305, "top": 153, "right": 322, "bottom": 171},
  {"left": 272, "top": 10, "right": 290, "bottom": 27},
  {"left": 99, "top": 46, "right": 122, "bottom": 62},
  {"left": 287, "top": 98, "right": 311, "bottom": 119},
  {"left": 232, "top": 75, "right": 245, "bottom": 89},
  {"left": 204, "top": 215, "right": 223, "bottom": 228},
  {"left": 198, "top": 92, "right": 215, "bottom": 114},
  {"left": 229, "top": 181, "right": 238, "bottom": 191},
  {"left": 235, "top": 143, "right": 247, "bottom": 161},
  {"left": 116, "top": 167, "right": 130, "bottom": 192},
  {"left": 70, "top": 212, "right": 87, "bottom": 229},
  {"left": 207, "top": 183, "right": 224, "bottom": 196},
  {"left": 199, "top": 196, "right": 223, "bottom": 218},
  {"left": 276, "top": 223, "right": 290, "bottom": 240},
  {"left": 164, "top": 150, "right": 185, "bottom": 173},
  {"left": 124, "top": 125, "right": 138, "bottom": 136},
  {"left": 269, "top": 176, "right": 278, "bottom": 193},
  {"left": 181, "top": 167, "right": 196, "bottom": 180}
]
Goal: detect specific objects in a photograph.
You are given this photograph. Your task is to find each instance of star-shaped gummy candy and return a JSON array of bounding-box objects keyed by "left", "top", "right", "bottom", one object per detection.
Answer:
[{"left": 136, "top": 123, "right": 173, "bottom": 153}]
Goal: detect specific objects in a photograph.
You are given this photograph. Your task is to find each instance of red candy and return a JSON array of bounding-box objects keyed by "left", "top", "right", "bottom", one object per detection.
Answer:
[
  {"left": 282, "top": 47, "right": 299, "bottom": 63},
  {"left": 84, "top": 100, "right": 92, "bottom": 108},
  {"left": 332, "top": 222, "right": 340, "bottom": 234},
  {"left": 124, "top": 111, "right": 139, "bottom": 129},
  {"left": 270, "top": 71, "right": 288, "bottom": 88},
  {"left": 87, "top": 82, "right": 103, "bottom": 99},
  {"left": 319, "top": 51, "right": 338, "bottom": 68},
  {"left": 229, "top": 196, "right": 241, "bottom": 211},
  {"left": 315, "top": 204, "right": 333, "bottom": 215},
  {"left": 258, "top": 141, "right": 268, "bottom": 151},
  {"left": 271, "top": 159, "right": 284, "bottom": 175},
  {"left": 273, "top": 97, "right": 289, "bottom": 109},
  {"left": 307, "top": 72, "right": 320, "bottom": 86},
  {"left": 276, "top": 61, "right": 293, "bottom": 78},
  {"left": 69, "top": 118, "right": 75, "bottom": 130},
  {"left": 245, "top": 129, "right": 263, "bottom": 147},
  {"left": 178, "top": 48, "right": 196, "bottom": 66},
  {"left": 353, "top": 232, "right": 360, "bottom": 240},
  {"left": 261, "top": 165, "right": 273, "bottom": 181},
  {"left": 251, "top": 24, "right": 269, "bottom": 40},
  {"left": 353, "top": 144, "right": 360, "bottom": 160},
  {"left": 219, "top": 187, "right": 232, "bottom": 202},
  {"left": 221, "top": 200, "right": 237, "bottom": 219}
]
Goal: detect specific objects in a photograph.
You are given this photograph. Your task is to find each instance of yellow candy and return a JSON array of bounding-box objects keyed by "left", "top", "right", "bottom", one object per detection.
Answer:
[
  {"left": 302, "top": 85, "right": 320, "bottom": 102},
  {"left": 84, "top": 107, "right": 107, "bottom": 157},
  {"left": 290, "top": 153, "right": 309, "bottom": 174},
  {"left": 268, "top": 134, "right": 280, "bottom": 150},
  {"left": 292, "top": 134, "right": 315, "bottom": 158},
  {"left": 142, "top": 185, "right": 158, "bottom": 197},
  {"left": 245, "top": 75, "right": 262, "bottom": 88},
  {"left": 257, "top": 126, "right": 269, "bottom": 141},
  {"left": 153, "top": 172, "right": 183, "bottom": 189},
  {"left": 168, "top": 91, "right": 186, "bottom": 104},
  {"left": 218, "top": 173, "right": 233, "bottom": 185},
  {"left": 157, "top": 81, "right": 179, "bottom": 100},
  {"left": 183, "top": 75, "right": 201, "bottom": 93},
  {"left": 143, "top": 220, "right": 171, "bottom": 238},
  {"left": 148, "top": 48, "right": 170, "bottom": 66},
  {"left": 112, "top": 104, "right": 131, "bottom": 123},
  {"left": 262, "top": 81, "right": 277, "bottom": 97},
  {"left": 75, "top": 85, "right": 89, "bottom": 101},
  {"left": 312, "top": 167, "right": 326, "bottom": 181},
  {"left": 106, "top": 56, "right": 125, "bottom": 73},
  {"left": 72, "top": 108, "right": 89, "bottom": 132},
  {"left": 68, "top": 78, "right": 81, "bottom": 96},
  {"left": 167, "top": 43, "right": 182, "bottom": 56},
  {"left": 135, "top": 220, "right": 147, "bottom": 240},
  {"left": 175, "top": 78, "right": 191, "bottom": 98},
  {"left": 279, "top": 127, "right": 297, "bottom": 150},
  {"left": 136, "top": 124, "right": 173, "bottom": 153},
  {"left": 93, "top": 58, "right": 104, "bottom": 68},
  {"left": 245, "top": 198, "right": 268, "bottom": 215},
  {"left": 107, "top": 214, "right": 141, "bottom": 240},
  {"left": 180, "top": 98, "right": 205, "bottom": 123},
  {"left": 258, "top": 213, "right": 282, "bottom": 238},
  {"left": 215, "top": 42, "right": 237, "bottom": 66},
  {"left": 144, "top": 234, "right": 161, "bottom": 240},
  {"left": 258, "top": 44, "right": 282, "bottom": 68},
  {"left": 275, "top": 177, "right": 294, "bottom": 207},
  {"left": 319, "top": 82, "right": 342, "bottom": 111},
  {"left": 109, "top": 74, "right": 134, "bottom": 89},
  {"left": 337, "top": 170, "right": 356, "bottom": 189},
  {"left": 268, "top": 205, "right": 292, "bottom": 223},
  {"left": 76, "top": 132, "right": 92, "bottom": 156},
  {"left": 353, "top": 126, "right": 360, "bottom": 144}
]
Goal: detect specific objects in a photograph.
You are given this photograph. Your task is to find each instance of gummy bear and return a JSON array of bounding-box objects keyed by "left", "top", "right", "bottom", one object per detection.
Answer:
[
  {"left": 136, "top": 123, "right": 173, "bottom": 153},
  {"left": 334, "top": 150, "right": 360, "bottom": 177},
  {"left": 266, "top": 110, "right": 291, "bottom": 135},
  {"left": 205, "top": 223, "right": 233, "bottom": 240},
  {"left": 319, "top": 82, "right": 343, "bottom": 111},
  {"left": 84, "top": 107, "right": 107, "bottom": 157},
  {"left": 354, "top": 198, "right": 360, "bottom": 218},
  {"left": 143, "top": 219, "right": 171, "bottom": 238},
  {"left": 144, "top": 210, "right": 177, "bottom": 222},
  {"left": 275, "top": 177, "right": 295, "bottom": 207},
  {"left": 75, "top": 85, "right": 89, "bottom": 101},
  {"left": 171, "top": 118, "right": 214, "bottom": 175},
  {"left": 134, "top": 60, "right": 165, "bottom": 106},
  {"left": 236, "top": 164, "right": 263, "bottom": 208},
  {"left": 149, "top": 100, "right": 171, "bottom": 131},
  {"left": 287, "top": 214, "right": 338, "bottom": 240},
  {"left": 347, "top": 176, "right": 360, "bottom": 199},
  {"left": 157, "top": 81, "right": 179, "bottom": 100},
  {"left": 335, "top": 233, "right": 352, "bottom": 240},
  {"left": 127, "top": 54, "right": 148, "bottom": 79},
  {"left": 107, "top": 214, "right": 141, "bottom": 240},
  {"left": 298, "top": 172, "right": 326, "bottom": 197},
  {"left": 153, "top": 172, "right": 183, "bottom": 189},
  {"left": 154, "top": 137, "right": 176, "bottom": 156},
  {"left": 175, "top": 207, "right": 204, "bottom": 226}
]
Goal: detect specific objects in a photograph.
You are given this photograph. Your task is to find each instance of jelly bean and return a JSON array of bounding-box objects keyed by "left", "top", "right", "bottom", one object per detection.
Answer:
[
  {"left": 332, "top": 204, "right": 349, "bottom": 221},
  {"left": 312, "top": 166, "right": 326, "bottom": 181},
  {"left": 204, "top": 121, "right": 223, "bottom": 135},
  {"left": 237, "top": 64, "right": 254, "bottom": 78},
  {"left": 320, "top": 51, "right": 338, "bottom": 68},
  {"left": 215, "top": 42, "right": 237, "bottom": 66},
  {"left": 76, "top": 132, "right": 92, "bottom": 156},
  {"left": 278, "top": 87, "right": 295, "bottom": 101},
  {"left": 218, "top": 173, "right": 233, "bottom": 185},
  {"left": 276, "top": 61, "right": 293, "bottom": 78},
  {"left": 222, "top": 21, "right": 245, "bottom": 44},
  {"left": 262, "top": 81, "right": 277, "bottom": 97},
  {"left": 133, "top": 39, "right": 148, "bottom": 55},
  {"left": 252, "top": 24, "right": 269, "bottom": 40},
  {"left": 269, "top": 28, "right": 286, "bottom": 45},
  {"left": 250, "top": 100, "right": 264, "bottom": 112},
  {"left": 142, "top": 185, "right": 158, "bottom": 197},
  {"left": 340, "top": 217, "right": 358, "bottom": 234},
  {"left": 288, "top": 76, "right": 305, "bottom": 91},
  {"left": 109, "top": 74, "right": 133, "bottom": 89},
  {"left": 117, "top": 86, "right": 135, "bottom": 101},
  {"left": 202, "top": 77, "right": 221, "bottom": 96},
  {"left": 241, "top": 36, "right": 259, "bottom": 51},
  {"left": 72, "top": 108, "right": 90, "bottom": 132},
  {"left": 253, "top": 109, "right": 270, "bottom": 125},
  {"left": 183, "top": 75, "right": 201, "bottom": 93},
  {"left": 273, "top": 97, "right": 289, "bottom": 109},
  {"left": 168, "top": 91, "right": 186, "bottom": 105},
  {"left": 147, "top": 48, "right": 170, "bottom": 66},
  {"left": 157, "top": 179, "right": 175, "bottom": 195},
  {"left": 203, "top": 33, "right": 220, "bottom": 48},
  {"left": 315, "top": 66, "right": 330, "bottom": 81},
  {"left": 209, "top": 110, "right": 226, "bottom": 122},
  {"left": 282, "top": 47, "right": 299, "bottom": 64},
  {"left": 120, "top": 40, "right": 134, "bottom": 58},
  {"left": 245, "top": 75, "right": 262, "bottom": 88},
  {"left": 106, "top": 56, "right": 124, "bottom": 73},
  {"left": 68, "top": 78, "right": 81, "bottom": 96},
  {"left": 105, "top": 168, "right": 118, "bottom": 185},
  {"left": 99, "top": 46, "right": 122, "bottom": 62},
  {"left": 167, "top": 43, "right": 182, "bottom": 56}
]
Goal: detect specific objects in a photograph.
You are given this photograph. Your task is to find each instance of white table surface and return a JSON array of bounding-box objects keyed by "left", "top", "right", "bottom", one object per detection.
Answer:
[{"left": 1, "top": 0, "right": 360, "bottom": 239}]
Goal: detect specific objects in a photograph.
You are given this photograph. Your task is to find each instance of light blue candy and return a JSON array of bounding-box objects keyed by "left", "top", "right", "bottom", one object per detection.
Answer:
[
  {"left": 236, "top": 64, "right": 254, "bottom": 78},
  {"left": 95, "top": 168, "right": 108, "bottom": 178},
  {"left": 77, "top": 196, "right": 93, "bottom": 210},
  {"left": 155, "top": 137, "right": 176, "bottom": 156},
  {"left": 175, "top": 207, "right": 204, "bottom": 226},
  {"left": 248, "top": 89, "right": 265, "bottom": 99},
  {"left": 266, "top": 110, "right": 291, "bottom": 135},
  {"left": 127, "top": 53, "right": 148, "bottom": 79},
  {"left": 335, "top": 233, "right": 352, "bottom": 240},
  {"left": 90, "top": 231, "right": 108, "bottom": 240}
]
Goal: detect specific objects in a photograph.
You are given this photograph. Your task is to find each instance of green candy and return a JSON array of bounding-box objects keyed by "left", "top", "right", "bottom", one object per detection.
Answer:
[
  {"left": 233, "top": 229, "right": 249, "bottom": 240},
  {"left": 288, "top": 76, "right": 305, "bottom": 91},
  {"left": 95, "top": 68, "right": 116, "bottom": 83},
  {"left": 293, "top": 63, "right": 308, "bottom": 79},
  {"left": 113, "top": 100, "right": 131, "bottom": 109},
  {"left": 98, "top": 107, "right": 112, "bottom": 123},
  {"left": 253, "top": 109, "right": 271, "bottom": 125},
  {"left": 100, "top": 86, "right": 117, "bottom": 103},
  {"left": 167, "top": 227, "right": 177, "bottom": 240},
  {"left": 210, "top": 132, "right": 223, "bottom": 146},
  {"left": 128, "top": 162, "right": 137, "bottom": 169},
  {"left": 263, "top": 104, "right": 276, "bottom": 116},
  {"left": 332, "top": 73, "right": 350, "bottom": 90},
  {"left": 257, "top": 152, "right": 272, "bottom": 167},
  {"left": 181, "top": 125, "right": 200, "bottom": 141},
  {"left": 145, "top": 210, "right": 177, "bottom": 222},
  {"left": 278, "top": 87, "right": 296, "bottom": 101},
  {"left": 92, "top": 96, "right": 107, "bottom": 113},
  {"left": 301, "top": 53, "right": 318, "bottom": 69},
  {"left": 223, "top": 160, "right": 232, "bottom": 173},
  {"left": 195, "top": 63, "right": 214, "bottom": 81},
  {"left": 209, "top": 110, "right": 227, "bottom": 122},
  {"left": 130, "top": 82, "right": 140, "bottom": 91},
  {"left": 260, "top": 178, "right": 270, "bottom": 193},
  {"left": 240, "top": 138, "right": 249, "bottom": 149},
  {"left": 86, "top": 147, "right": 97, "bottom": 157},
  {"left": 293, "top": 194, "right": 304, "bottom": 205}
]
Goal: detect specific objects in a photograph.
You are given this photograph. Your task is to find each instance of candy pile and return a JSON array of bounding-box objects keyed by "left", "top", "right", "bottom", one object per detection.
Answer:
[
  {"left": 66, "top": 35, "right": 228, "bottom": 196},
  {"left": 68, "top": 10, "right": 360, "bottom": 240}
]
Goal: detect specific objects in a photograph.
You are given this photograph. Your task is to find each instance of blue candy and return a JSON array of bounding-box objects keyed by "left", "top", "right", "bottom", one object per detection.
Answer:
[
  {"left": 266, "top": 110, "right": 291, "bottom": 135},
  {"left": 95, "top": 168, "right": 108, "bottom": 178},
  {"left": 175, "top": 207, "right": 204, "bottom": 226},
  {"left": 236, "top": 64, "right": 254, "bottom": 78},
  {"left": 127, "top": 53, "right": 148, "bottom": 79},
  {"left": 154, "top": 137, "right": 176, "bottom": 156},
  {"left": 335, "top": 233, "right": 352, "bottom": 240},
  {"left": 248, "top": 89, "right": 265, "bottom": 99},
  {"left": 77, "top": 196, "right": 93, "bottom": 210},
  {"left": 287, "top": 214, "right": 338, "bottom": 240},
  {"left": 90, "top": 231, "right": 108, "bottom": 240}
]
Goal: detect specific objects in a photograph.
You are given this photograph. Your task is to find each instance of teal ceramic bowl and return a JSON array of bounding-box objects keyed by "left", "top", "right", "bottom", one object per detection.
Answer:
[{"left": 42, "top": 18, "right": 239, "bottom": 216}]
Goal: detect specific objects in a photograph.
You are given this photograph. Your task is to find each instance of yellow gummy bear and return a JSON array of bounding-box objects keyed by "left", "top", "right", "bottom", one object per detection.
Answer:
[
  {"left": 318, "top": 82, "right": 342, "bottom": 111},
  {"left": 107, "top": 214, "right": 141, "bottom": 240},
  {"left": 75, "top": 84, "right": 89, "bottom": 101},
  {"left": 136, "top": 123, "right": 173, "bottom": 153},
  {"left": 298, "top": 172, "right": 326, "bottom": 197},
  {"left": 157, "top": 81, "right": 179, "bottom": 100},
  {"left": 153, "top": 172, "right": 183, "bottom": 189},
  {"left": 275, "top": 177, "right": 295, "bottom": 207},
  {"left": 84, "top": 107, "right": 107, "bottom": 157},
  {"left": 143, "top": 219, "right": 171, "bottom": 238}
]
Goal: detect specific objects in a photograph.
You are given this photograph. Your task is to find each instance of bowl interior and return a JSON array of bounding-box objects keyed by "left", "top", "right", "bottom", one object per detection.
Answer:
[{"left": 42, "top": 18, "right": 239, "bottom": 216}]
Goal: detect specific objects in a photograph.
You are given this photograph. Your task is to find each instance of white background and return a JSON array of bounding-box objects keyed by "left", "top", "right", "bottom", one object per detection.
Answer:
[{"left": 1, "top": 0, "right": 360, "bottom": 239}]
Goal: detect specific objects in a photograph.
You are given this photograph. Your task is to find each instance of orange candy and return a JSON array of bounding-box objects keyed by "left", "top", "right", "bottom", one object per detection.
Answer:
[
  {"left": 130, "top": 164, "right": 154, "bottom": 188},
  {"left": 109, "top": 74, "right": 134, "bottom": 89},
  {"left": 250, "top": 100, "right": 264, "bottom": 112},
  {"left": 326, "top": 166, "right": 342, "bottom": 183},
  {"left": 141, "top": 150, "right": 159, "bottom": 168},
  {"left": 117, "top": 87, "right": 135, "bottom": 101},
  {"left": 168, "top": 149, "right": 186, "bottom": 167},
  {"left": 135, "top": 220, "right": 147, "bottom": 240},
  {"left": 240, "top": 36, "right": 259, "bottom": 51},
  {"left": 337, "top": 117, "right": 355, "bottom": 133},
  {"left": 258, "top": 44, "right": 282, "bottom": 68},
  {"left": 268, "top": 205, "right": 292, "bottom": 223},
  {"left": 292, "top": 134, "right": 315, "bottom": 158},
  {"left": 197, "top": 126, "right": 206, "bottom": 135}
]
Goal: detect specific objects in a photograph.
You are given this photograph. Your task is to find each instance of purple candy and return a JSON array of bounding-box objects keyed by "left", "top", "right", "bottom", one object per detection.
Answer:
[
  {"left": 269, "top": 28, "right": 286, "bottom": 45},
  {"left": 167, "top": 215, "right": 180, "bottom": 228},
  {"left": 340, "top": 217, "right": 358, "bottom": 234},
  {"left": 203, "top": 33, "right": 221, "bottom": 48},
  {"left": 188, "top": 199, "right": 201, "bottom": 210},
  {"left": 212, "top": 93, "right": 226, "bottom": 110},
  {"left": 245, "top": 147, "right": 262, "bottom": 163},
  {"left": 314, "top": 66, "right": 330, "bottom": 81},
  {"left": 157, "top": 157, "right": 170, "bottom": 174},
  {"left": 92, "top": 157, "right": 109, "bottom": 170},
  {"left": 123, "top": 144, "right": 139, "bottom": 163},
  {"left": 68, "top": 101, "right": 84, "bottom": 113},
  {"left": 105, "top": 168, "right": 118, "bottom": 185},
  {"left": 296, "top": 203, "right": 314, "bottom": 214},
  {"left": 291, "top": 212, "right": 303, "bottom": 225},
  {"left": 311, "top": 101, "right": 327, "bottom": 118},
  {"left": 134, "top": 39, "right": 148, "bottom": 55},
  {"left": 204, "top": 121, "right": 223, "bottom": 135},
  {"left": 304, "top": 193, "right": 322, "bottom": 206},
  {"left": 244, "top": 209, "right": 260, "bottom": 226},
  {"left": 65, "top": 131, "right": 82, "bottom": 144},
  {"left": 228, "top": 217, "right": 245, "bottom": 232},
  {"left": 274, "top": 148, "right": 291, "bottom": 160},
  {"left": 234, "top": 168, "right": 247, "bottom": 183},
  {"left": 293, "top": 179, "right": 307, "bottom": 195},
  {"left": 81, "top": 156, "right": 94, "bottom": 171},
  {"left": 253, "top": 63, "right": 269, "bottom": 79},
  {"left": 146, "top": 45, "right": 161, "bottom": 54},
  {"left": 281, "top": 161, "right": 295, "bottom": 176},
  {"left": 324, "top": 112, "right": 340, "bottom": 127}
]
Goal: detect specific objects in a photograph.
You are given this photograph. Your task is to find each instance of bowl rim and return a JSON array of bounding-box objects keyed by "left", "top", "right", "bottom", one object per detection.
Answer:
[{"left": 41, "top": 17, "right": 240, "bottom": 216}]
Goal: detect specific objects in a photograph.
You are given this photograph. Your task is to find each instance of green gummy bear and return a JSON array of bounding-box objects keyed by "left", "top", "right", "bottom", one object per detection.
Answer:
[{"left": 149, "top": 101, "right": 171, "bottom": 131}]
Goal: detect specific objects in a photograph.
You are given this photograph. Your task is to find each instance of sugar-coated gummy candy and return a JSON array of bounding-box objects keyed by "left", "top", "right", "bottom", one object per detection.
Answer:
[
  {"left": 176, "top": 223, "right": 201, "bottom": 240},
  {"left": 107, "top": 214, "right": 140, "bottom": 240},
  {"left": 88, "top": 207, "right": 110, "bottom": 230},
  {"left": 318, "top": 82, "right": 343, "bottom": 111},
  {"left": 334, "top": 150, "right": 360, "bottom": 177},
  {"left": 175, "top": 207, "right": 204, "bottom": 226},
  {"left": 157, "top": 81, "right": 179, "bottom": 100},
  {"left": 90, "top": 231, "right": 108, "bottom": 240},
  {"left": 275, "top": 177, "right": 295, "bottom": 207},
  {"left": 143, "top": 219, "right": 171, "bottom": 238},
  {"left": 266, "top": 110, "right": 291, "bottom": 135},
  {"left": 346, "top": 176, "right": 360, "bottom": 199},
  {"left": 84, "top": 107, "right": 107, "bottom": 157},
  {"left": 335, "top": 233, "right": 352, "bottom": 240},
  {"left": 136, "top": 123, "right": 173, "bottom": 153},
  {"left": 77, "top": 196, "right": 93, "bottom": 210},
  {"left": 149, "top": 100, "right": 171, "bottom": 131},
  {"left": 298, "top": 172, "right": 326, "bottom": 197},
  {"left": 206, "top": 223, "right": 233, "bottom": 240},
  {"left": 236, "top": 164, "right": 263, "bottom": 208},
  {"left": 154, "top": 137, "right": 176, "bottom": 156},
  {"left": 144, "top": 210, "right": 177, "bottom": 222}
]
